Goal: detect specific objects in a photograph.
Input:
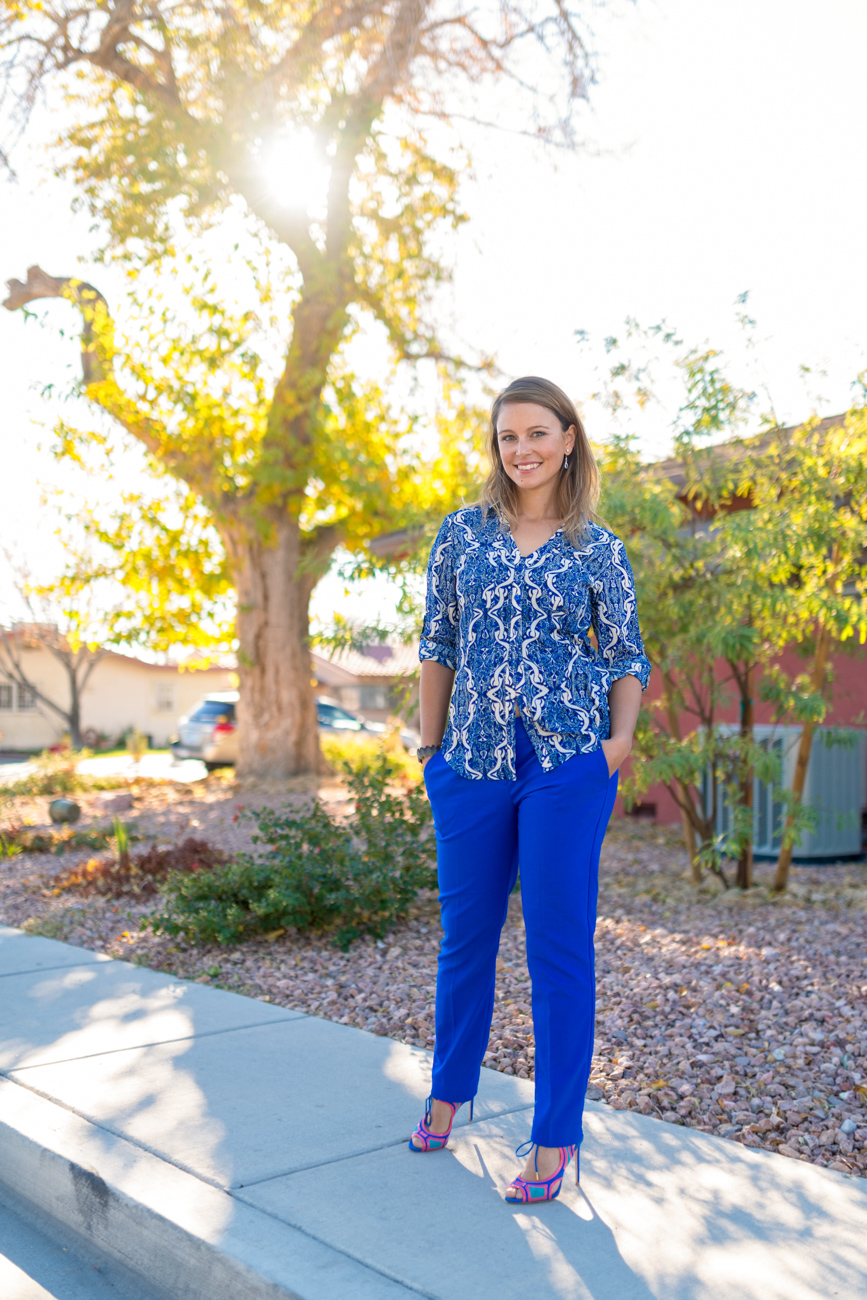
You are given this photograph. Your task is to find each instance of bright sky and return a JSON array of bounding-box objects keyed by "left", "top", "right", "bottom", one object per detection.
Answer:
[{"left": 2, "top": 0, "right": 866, "bottom": 631}]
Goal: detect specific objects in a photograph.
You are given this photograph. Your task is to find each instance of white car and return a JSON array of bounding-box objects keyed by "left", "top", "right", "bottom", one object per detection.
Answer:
[{"left": 170, "top": 692, "right": 420, "bottom": 770}]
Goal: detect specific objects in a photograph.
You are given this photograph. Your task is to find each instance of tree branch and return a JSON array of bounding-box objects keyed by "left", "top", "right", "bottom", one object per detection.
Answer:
[
  {"left": 299, "top": 522, "right": 344, "bottom": 596},
  {"left": 217, "top": 160, "right": 322, "bottom": 276},
  {"left": 324, "top": 0, "right": 428, "bottom": 276},
  {"left": 0, "top": 630, "right": 72, "bottom": 725},
  {"left": 265, "top": 1, "right": 381, "bottom": 88},
  {"left": 2, "top": 264, "right": 210, "bottom": 490},
  {"left": 65, "top": 0, "right": 183, "bottom": 110},
  {"left": 4, "top": 264, "right": 111, "bottom": 384}
]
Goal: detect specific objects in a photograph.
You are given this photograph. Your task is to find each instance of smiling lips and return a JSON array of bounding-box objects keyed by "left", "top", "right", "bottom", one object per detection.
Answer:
[{"left": 514, "top": 461, "right": 542, "bottom": 472}]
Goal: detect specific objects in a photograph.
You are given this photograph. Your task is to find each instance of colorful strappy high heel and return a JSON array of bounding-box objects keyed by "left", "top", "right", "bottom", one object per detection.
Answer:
[
  {"left": 408, "top": 1096, "right": 473, "bottom": 1152},
  {"left": 504, "top": 1141, "right": 578, "bottom": 1203}
]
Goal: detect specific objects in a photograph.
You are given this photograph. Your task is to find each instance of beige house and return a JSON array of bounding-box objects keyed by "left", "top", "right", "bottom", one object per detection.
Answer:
[
  {"left": 0, "top": 646, "right": 235, "bottom": 752},
  {"left": 312, "top": 643, "right": 419, "bottom": 724},
  {"left": 0, "top": 636, "right": 419, "bottom": 752}
]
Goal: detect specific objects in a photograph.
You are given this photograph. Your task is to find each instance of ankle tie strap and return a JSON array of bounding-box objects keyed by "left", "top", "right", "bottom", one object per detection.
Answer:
[{"left": 514, "top": 1139, "right": 538, "bottom": 1174}]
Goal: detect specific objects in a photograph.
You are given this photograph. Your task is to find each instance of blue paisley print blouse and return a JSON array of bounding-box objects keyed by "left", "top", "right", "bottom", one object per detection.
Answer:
[{"left": 419, "top": 507, "right": 652, "bottom": 780}]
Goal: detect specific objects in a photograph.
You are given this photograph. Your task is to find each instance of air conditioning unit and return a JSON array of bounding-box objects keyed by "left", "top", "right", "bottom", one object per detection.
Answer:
[{"left": 703, "top": 725, "right": 866, "bottom": 861}]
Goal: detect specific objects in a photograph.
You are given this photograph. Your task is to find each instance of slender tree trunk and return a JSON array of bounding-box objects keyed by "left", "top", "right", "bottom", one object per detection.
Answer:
[
  {"left": 680, "top": 793, "right": 700, "bottom": 881},
  {"left": 226, "top": 516, "right": 328, "bottom": 780},
  {"left": 661, "top": 671, "right": 701, "bottom": 882},
  {"left": 773, "top": 626, "right": 832, "bottom": 892},
  {"left": 66, "top": 678, "right": 84, "bottom": 750},
  {"left": 0, "top": 638, "right": 90, "bottom": 749},
  {"left": 736, "top": 663, "right": 754, "bottom": 890}
]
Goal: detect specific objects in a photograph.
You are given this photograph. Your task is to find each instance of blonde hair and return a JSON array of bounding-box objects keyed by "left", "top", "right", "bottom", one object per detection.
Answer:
[{"left": 479, "top": 376, "right": 600, "bottom": 543}]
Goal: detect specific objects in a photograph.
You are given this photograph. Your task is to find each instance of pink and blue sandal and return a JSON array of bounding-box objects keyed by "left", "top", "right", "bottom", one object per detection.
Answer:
[
  {"left": 505, "top": 1141, "right": 578, "bottom": 1202},
  {"left": 408, "top": 1096, "right": 473, "bottom": 1152}
]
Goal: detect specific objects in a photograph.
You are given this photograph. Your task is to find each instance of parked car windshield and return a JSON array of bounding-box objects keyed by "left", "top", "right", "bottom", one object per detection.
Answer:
[
  {"left": 317, "top": 702, "right": 363, "bottom": 730},
  {"left": 189, "top": 700, "right": 236, "bottom": 723}
]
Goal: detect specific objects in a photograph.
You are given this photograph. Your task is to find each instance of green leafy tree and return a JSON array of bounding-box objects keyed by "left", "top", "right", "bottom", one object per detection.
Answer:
[
  {"left": 1, "top": 0, "right": 596, "bottom": 777},
  {"left": 724, "top": 410, "right": 867, "bottom": 890},
  {"left": 595, "top": 327, "right": 770, "bottom": 885},
  {"left": 599, "top": 432, "right": 781, "bottom": 887},
  {"left": 593, "top": 324, "right": 865, "bottom": 891}
]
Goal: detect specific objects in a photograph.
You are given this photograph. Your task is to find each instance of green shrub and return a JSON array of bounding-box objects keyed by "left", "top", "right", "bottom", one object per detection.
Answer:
[
  {"left": 320, "top": 732, "right": 420, "bottom": 783},
  {"left": 147, "top": 755, "right": 436, "bottom": 949}
]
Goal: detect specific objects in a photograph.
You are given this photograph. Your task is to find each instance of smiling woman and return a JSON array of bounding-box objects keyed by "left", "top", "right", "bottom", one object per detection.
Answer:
[
  {"left": 481, "top": 376, "right": 600, "bottom": 548},
  {"left": 411, "top": 374, "right": 651, "bottom": 1202}
]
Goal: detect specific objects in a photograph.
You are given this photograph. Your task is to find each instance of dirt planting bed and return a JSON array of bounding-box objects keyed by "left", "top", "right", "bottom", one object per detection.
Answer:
[{"left": 2, "top": 779, "right": 865, "bottom": 1178}]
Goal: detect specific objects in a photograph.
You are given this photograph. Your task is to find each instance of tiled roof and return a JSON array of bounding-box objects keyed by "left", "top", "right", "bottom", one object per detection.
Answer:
[
  {"left": 312, "top": 643, "right": 418, "bottom": 679},
  {"left": 646, "top": 415, "right": 846, "bottom": 491}
]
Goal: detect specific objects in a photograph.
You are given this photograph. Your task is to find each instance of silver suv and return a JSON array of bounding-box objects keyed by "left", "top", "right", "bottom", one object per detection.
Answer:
[{"left": 170, "top": 692, "right": 419, "bottom": 770}]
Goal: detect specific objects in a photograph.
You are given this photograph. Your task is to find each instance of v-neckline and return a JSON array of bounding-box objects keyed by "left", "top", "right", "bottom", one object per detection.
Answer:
[{"left": 509, "top": 527, "right": 562, "bottom": 561}]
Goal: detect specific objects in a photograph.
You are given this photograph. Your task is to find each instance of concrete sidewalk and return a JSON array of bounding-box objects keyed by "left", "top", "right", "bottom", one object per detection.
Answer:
[{"left": 0, "top": 925, "right": 865, "bottom": 1300}]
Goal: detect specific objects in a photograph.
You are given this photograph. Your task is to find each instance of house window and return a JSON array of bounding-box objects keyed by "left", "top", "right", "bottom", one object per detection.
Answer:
[
  {"left": 336, "top": 687, "right": 361, "bottom": 712},
  {"left": 360, "top": 686, "right": 388, "bottom": 712},
  {"left": 0, "top": 684, "right": 12, "bottom": 711},
  {"left": 16, "top": 685, "right": 37, "bottom": 711},
  {"left": 154, "top": 682, "right": 175, "bottom": 714}
]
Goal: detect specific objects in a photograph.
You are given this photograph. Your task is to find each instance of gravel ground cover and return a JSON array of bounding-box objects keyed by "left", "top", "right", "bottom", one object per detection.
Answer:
[{"left": 1, "top": 779, "right": 865, "bottom": 1178}]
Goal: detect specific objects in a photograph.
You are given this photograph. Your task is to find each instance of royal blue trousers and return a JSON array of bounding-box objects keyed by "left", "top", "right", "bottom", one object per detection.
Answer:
[{"left": 423, "top": 718, "right": 618, "bottom": 1156}]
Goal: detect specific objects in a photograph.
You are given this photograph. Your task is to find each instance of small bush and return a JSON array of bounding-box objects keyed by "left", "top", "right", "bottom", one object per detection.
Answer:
[
  {"left": 320, "top": 732, "right": 420, "bottom": 784},
  {"left": 147, "top": 755, "right": 436, "bottom": 949},
  {"left": 45, "top": 837, "right": 226, "bottom": 899}
]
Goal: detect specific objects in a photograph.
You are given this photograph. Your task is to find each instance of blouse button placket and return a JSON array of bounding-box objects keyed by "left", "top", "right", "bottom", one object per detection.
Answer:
[
  {"left": 510, "top": 553, "right": 525, "bottom": 773},
  {"left": 513, "top": 556, "right": 525, "bottom": 698}
]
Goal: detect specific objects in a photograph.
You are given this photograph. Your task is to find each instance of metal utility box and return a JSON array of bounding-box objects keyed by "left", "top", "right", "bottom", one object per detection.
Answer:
[{"left": 704, "top": 725, "right": 867, "bottom": 861}]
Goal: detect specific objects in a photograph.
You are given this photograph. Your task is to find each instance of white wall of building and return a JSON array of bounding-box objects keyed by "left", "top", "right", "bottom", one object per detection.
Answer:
[{"left": 0, "top": 648, "right": 235, "bottom": 751}]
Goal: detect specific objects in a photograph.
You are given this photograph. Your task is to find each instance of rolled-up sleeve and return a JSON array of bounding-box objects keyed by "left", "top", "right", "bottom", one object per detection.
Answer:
[
  {"left": 588, "top": 534, "right": 652, "bottom": 689},
  {"left": 419, "top": 517, "right": 459, "bottom": 671}
]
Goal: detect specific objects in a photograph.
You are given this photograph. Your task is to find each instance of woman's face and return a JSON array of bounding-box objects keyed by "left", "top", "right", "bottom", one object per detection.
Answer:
[{"left": 495, "top": 402, "right": 576, "bottom": 497}]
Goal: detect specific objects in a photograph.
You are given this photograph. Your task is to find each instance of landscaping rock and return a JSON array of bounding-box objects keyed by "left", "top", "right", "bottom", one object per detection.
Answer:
[
  {"left": 97, "top": 792, "right": 135, "bottom": 814},
  {"left": 1, "top": 792, "right": 865, "bottom": 1179},
  {"left": 48, "top": 798, "right": 81, "bottom": 824}
]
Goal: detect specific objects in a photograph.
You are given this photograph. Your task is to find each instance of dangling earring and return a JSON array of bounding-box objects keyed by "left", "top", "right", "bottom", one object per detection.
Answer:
[{"left": 563, "top": 453, "right": 570, "bottom": 471}]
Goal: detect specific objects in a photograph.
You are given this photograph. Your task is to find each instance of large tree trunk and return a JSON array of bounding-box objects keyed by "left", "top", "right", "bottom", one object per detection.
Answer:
[
  {"left": 226, "top": 516, "right": 326, "bottom": 780},
  {"left": 772, "top": 626, "right": 832, "bottom": 892}
]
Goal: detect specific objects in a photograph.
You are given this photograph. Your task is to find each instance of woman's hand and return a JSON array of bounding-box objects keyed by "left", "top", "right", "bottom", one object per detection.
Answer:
[
  {"left": 600, "top": 736, "right": 631, "bottom": 778},
  {"left": 419, "top": 661, "right": 454, "bottom": 772},
  {"left": 602, "top": 675, "right": 643, "bottom": 776}
]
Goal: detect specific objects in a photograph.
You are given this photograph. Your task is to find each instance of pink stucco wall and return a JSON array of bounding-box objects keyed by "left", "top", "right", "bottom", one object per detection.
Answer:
[{"left": 613, "top": 645, "right": 867, "bottom": 824}]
